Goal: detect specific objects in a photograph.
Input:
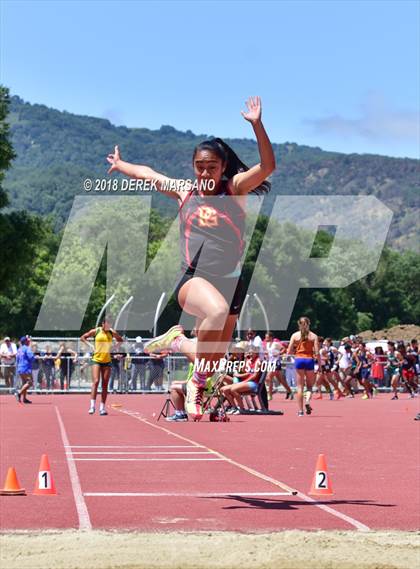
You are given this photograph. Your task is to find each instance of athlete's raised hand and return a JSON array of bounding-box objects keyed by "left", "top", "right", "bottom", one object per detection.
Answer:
[
  {"left": 107, "top": 145, "right": 121, "bottom": 174},
  {"left": 241, "top": 96, "right": 262, "bottom": 124}
]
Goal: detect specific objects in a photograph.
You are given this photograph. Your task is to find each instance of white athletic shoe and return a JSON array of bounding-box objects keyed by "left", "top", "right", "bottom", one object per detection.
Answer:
[{"left": 89, "top": 407, "right": 95, "bottom": 415}]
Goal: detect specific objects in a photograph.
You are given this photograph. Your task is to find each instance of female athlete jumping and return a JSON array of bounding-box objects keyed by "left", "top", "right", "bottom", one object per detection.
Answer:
[{"left": 107, "top": 97, "right": 275, "bottom": 419}]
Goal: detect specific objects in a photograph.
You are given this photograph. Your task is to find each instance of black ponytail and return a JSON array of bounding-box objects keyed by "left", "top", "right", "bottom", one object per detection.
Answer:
[{"left": 193, "top": 137, "right": 271, "bottom": 195}]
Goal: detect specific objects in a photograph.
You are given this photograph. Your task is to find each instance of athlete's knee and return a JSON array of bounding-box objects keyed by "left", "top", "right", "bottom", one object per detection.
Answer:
[{"left": 206, "top": 302, "right": 230, "bottom": 326}]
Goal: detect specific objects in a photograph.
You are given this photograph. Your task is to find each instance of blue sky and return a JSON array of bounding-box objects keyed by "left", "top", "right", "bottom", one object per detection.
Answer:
[{"left": 1, "top": 0, "right": 419, "bottom": 158}]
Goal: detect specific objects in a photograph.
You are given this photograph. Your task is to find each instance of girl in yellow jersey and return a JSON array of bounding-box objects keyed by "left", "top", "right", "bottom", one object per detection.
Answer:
[{"left": 80, "top": 317, "right": 123, "bottom": 415}]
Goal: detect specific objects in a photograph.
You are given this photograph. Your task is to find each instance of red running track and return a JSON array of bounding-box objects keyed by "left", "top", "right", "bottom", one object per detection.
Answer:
[{"left": 0, "top": 393, "right": 419, "bottom": 532}]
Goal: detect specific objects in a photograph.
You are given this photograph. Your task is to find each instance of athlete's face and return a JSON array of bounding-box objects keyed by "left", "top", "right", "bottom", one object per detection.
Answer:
[{"left": 193, "top": 150, "right": 225, "bottom": 191}]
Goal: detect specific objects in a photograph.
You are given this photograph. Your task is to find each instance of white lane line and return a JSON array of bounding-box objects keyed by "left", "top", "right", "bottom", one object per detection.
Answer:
[
  {"left": 69, "top": 451, "right": 213, "bottom": 455},
  {"left": 74, "top": 458, "right": 223, "bottom": 462},
  {"left": 84, "top": 492, "right": 292, "bottom": 497},
  {"left": 55, "top": 407, "right": 92, "bottom": 531},
  {"left": 119, "top": 409, "right": 370, "bottom": 532},
  {"left": 65, "top": 445, "right": 199, "bottom": 448}
]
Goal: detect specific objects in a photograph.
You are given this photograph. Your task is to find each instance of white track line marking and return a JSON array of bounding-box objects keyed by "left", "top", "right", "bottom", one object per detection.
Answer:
[
  {"left": 118, "top": 409, "right": 370, "bottom": 532},
  {"left": 69, "top": 451, "right": 213, "bottom": 455},
  {"left": 84, "top": 492, "right": 292, "bottom": 497},
  {"left": 55, "top": 407, "right": 92, "bottom": 531},
  {"left": 74, "top": 458, "right": 223, "bottom": 462},
  {"left": 65, "top": 445, "right": 199, "bottom": 448}
]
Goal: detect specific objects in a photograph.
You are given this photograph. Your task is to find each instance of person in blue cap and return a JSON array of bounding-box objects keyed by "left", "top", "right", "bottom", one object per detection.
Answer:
[{"left": 14, "top": 335, "right": 35, "bottom": 404}]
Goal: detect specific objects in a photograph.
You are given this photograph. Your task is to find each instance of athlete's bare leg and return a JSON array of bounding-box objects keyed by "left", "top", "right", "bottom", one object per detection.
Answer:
[
  {"left": 91, "top": 365, "right": 101, "bottom": 399},
  {"left": 177, "top": 277, "right": 237, "bottom": 367},
  {"left": 100, "top": 367, "right": 111, "bottom": 404},
  {"left": 296, "top": 369, "right": 306, "bottom": 413}
]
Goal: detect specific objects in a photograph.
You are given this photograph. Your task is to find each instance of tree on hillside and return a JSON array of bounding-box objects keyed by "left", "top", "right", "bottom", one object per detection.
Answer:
[
  {"left": 0, "top": 86, "right": 59, "bottom": 335},
  {"left": 0, "top": 86, "right": 15, "bottom": 207}
]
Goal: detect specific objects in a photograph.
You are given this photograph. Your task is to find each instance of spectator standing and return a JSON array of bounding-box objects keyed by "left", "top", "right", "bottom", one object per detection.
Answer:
[
  {"left": 121, "top": 349, "right": 131, "bottom": 393},
  {"left": 261, "top": 331, "right": 281, "bottom": 354},
  {"left": 262, "top": 332, "right": 292, "bottom": 400},
  {"left": 31, "top": 342, "right": 41, "bottom": 390},
  {"left": 245, "top": 329, "right": 263, "bottom": 354},
  {"left": 0, "top": 336, "right": 17, "bottom": 390},
  {"left": 40, "top": 345, "right": 55, "bottom": 392},
  {"left": 370, "top": 346, "right": 387, "bottom": 387},
  {"left": 79, "top": 347, "right": 92, "bottom": 385},
  {"left": 56, "top": 342, "right": 78, "bottom": 390},
  {"left": 109, "top": 350, "right": 123, "bottom": 393},
  {"left": 148, "top": 352, "right": 166, "bottom": 391},
  {"left": 131, "top": 336, "right": 147, "bottom": 391}
]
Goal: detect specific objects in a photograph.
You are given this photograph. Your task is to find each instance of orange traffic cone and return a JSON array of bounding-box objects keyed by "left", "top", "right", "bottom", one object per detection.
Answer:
[
  {"left": 309, "top": 454, "right": 333, "bottom": 496},
  {"left": 33, "top": 454, "right": 57, "bottom": 495},
  {"left": 0, "top": 467, "right": 26, "bottom": 495}
]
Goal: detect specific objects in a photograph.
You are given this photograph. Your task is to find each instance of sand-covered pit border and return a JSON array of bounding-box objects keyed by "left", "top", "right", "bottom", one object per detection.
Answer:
[{"left": 1, "top": 530, "right": 419, "bottom": 569}]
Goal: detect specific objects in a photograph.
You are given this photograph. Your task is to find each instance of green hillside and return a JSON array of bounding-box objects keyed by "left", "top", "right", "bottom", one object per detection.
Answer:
[{"left": 5, "top": 95, "right": 420, "bottom": 250}]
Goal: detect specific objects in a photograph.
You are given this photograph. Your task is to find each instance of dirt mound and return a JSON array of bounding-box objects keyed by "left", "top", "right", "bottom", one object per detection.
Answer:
[{"left": 357, "top": 324, "right": 420, "bottom": 342}]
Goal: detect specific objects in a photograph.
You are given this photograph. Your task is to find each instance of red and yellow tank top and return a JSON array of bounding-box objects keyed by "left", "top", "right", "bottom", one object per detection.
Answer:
[{"left": 179, "top": 181, "right": 245, "bottom": 277}]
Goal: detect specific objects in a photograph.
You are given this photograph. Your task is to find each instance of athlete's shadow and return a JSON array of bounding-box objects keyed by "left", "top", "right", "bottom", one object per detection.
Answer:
[{"left": 206, "top": 495, "right": 396, "bottom": 511}]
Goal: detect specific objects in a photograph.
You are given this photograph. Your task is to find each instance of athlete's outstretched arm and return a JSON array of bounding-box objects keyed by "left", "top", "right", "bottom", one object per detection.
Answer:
[
  {"left": 107, "top": 145, "right": 182, "bottom": 200},
  {"left": 232, "top": 96, "right": 276, "bottom": 195}
]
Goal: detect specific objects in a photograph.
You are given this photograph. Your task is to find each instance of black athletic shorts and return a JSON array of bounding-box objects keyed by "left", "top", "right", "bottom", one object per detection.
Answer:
[{"left": 174, "top": 268, "right": 246, "bottom": 316}]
